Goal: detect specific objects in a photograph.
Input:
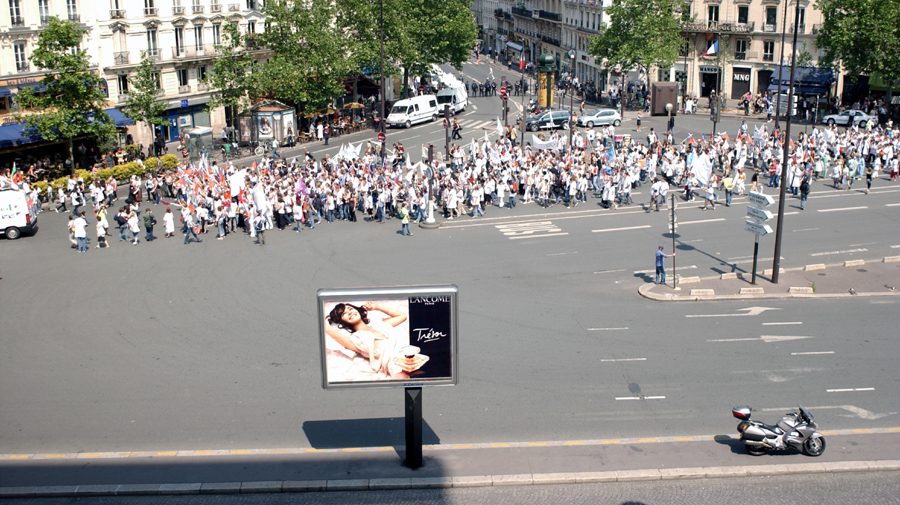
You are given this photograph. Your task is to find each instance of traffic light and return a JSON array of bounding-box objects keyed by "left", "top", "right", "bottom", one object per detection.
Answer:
[{"left": 443, "top": 104, "right": 451, "bottom": 121}]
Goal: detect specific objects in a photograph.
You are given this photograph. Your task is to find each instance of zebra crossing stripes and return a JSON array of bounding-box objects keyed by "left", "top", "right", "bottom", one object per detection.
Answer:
[
  {"left": 457, "top": 119, "right": 496, "bottom": 131},
  {"left": 495, "top": 221, "right": 568, "bottom": 240}
]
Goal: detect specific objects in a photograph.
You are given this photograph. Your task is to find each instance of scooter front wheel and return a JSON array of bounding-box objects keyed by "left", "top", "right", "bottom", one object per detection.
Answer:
[
  {"left": 803, "top": 436, "right": 826, "bottom": 456},
  {"left": 745, "top": 443, "right": 768, "bottom": 456}
]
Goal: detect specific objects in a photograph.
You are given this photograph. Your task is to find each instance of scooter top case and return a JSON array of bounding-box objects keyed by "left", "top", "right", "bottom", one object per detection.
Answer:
[{"left": 732, "top": 406, "right": 751, "bottom": 421}]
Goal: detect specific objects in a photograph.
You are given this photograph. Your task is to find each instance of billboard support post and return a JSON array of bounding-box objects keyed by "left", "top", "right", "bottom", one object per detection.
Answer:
[{"left": 404, "top": 387, "right": 423, "bottom": 469}]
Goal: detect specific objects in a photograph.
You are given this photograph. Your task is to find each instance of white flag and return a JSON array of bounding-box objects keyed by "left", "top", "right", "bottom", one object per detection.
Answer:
[{"left": 497, "top": 117, "right": 503, "bottom": 139}]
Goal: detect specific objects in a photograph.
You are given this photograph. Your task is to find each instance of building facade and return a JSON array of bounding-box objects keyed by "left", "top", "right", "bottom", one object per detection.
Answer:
[{"left": 1, "top": 0, "right": 266, "bottom": 148}]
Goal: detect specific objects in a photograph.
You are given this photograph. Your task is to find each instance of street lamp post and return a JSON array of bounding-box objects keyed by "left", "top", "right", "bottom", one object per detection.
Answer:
[
  {"left": 379, "top": 0, "right": 385, "bottom": 160},
  {"left": 568, "top": 50, "right": 576, "bottom": 152},
  {"left": 666, "top": 102, "right": 673, "bottom": 139},
  {"left": 520, "top": 50, "right": 526, "bottom": 153},
  {"left": 773, "top": 0, "right": 791, "bottom": 130}
]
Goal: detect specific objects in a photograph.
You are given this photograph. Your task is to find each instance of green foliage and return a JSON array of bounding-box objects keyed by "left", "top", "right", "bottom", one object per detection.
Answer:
[
  {"left": 74, "top": 169, "right": 93, "bottom": 185},
  {"left": 815, "top": 0, "right": 900, "bottom": 84},
  {"left": 51, "top": 176, "right": 69, "bottom": 190},
  {"left": 204, "top": 22, "right": 254, "bottom": 116},
  {"left": 32, "top": 180, "right": 49, "bottom": 194},
  {"left": 589, "top": 0, "right": 691, "bottom": 75},
  {"left": 13, "top": 17, "right": 116, "bottom": 156},
  {"left": 95, "top": 168, "right": 116, "bottom": 181},
  {"left": 160, "top": 154, "right": 179, "bottom": 170},
  {"left": 144, "top": 157, "right": 158, "bottom": 170},
  {"left": 121, "top": 53, "right": 168, "bottom": 130}
]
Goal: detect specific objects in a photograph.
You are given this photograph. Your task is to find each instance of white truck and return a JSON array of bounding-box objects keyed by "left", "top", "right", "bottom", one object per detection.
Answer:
[
  {"left": 387, "top": 95, "right": 439, "bottom": 128},
  {"left": 0, "top": 186, "right": 38, "bottom": 240},
  {"left": 436, "top": 86, "right": 468, "bottom": 115}
]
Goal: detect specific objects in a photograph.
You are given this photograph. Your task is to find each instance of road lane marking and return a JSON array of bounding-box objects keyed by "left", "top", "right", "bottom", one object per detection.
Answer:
[
  {"left": 547, "top": 251, "right": 577, "bottom": 256},
  {"left": 708, "top": 335, "right": 811, "bottom": 343},
  {"left": 635, "top": 265, "right": 695, "bottom": 274},
  {"left": 687, "top": 307, "right": 780, "bottom": 318},
  {"left": 793, "top": 228, "right": 819, "bottom": 232},
  {"left": 156, "top": 452, "right": 177, "bottom": 456},
  {"left": 678, "top": 218, "right": 726, "bottom": 225},
  {"left": 849, "top": 242, "right": 876, "bottom": 247},
  {"left": 885, "top": 203, "right": 900, "bottom": 207},
  {"left": 826, "top": 388, "right": 874, "bottom": 392},
  {"left": 588, "top": 327, "right": 629, "bottom": 331},
  {"left": 681, "top": 238, "right": 704, "bottom": 243},
  {"left": 892, "top": 245, "right": 900, "bottom": 248},
  {"left": 817, "top": 206, "right": 868, "bottom": 212},
  {"left": 616, "top": 396, "right": 666, "bottom": 400},
  {"left": 600, "top": 358, "right": 646, "bottom": 362},
  {"left": 509, "top": 232, "right": 568, "bottom": 240},
  {"left": 761, "top": 405, "right": 895, "bottom": 419},
  {"left": 763, "top": 322, "right": 803, "bottom": 325},
  {"left": 594, "top": 269, "right": 625, "bottom": 274},
  {"left": 810, "top": 248, "right": 867, "bottom": 256},
  {"left": 592, "top": 225, "right": 651, "bottom": 233},
  {"left": 792, "top": 351, "right": 834, "bottom": 355}
]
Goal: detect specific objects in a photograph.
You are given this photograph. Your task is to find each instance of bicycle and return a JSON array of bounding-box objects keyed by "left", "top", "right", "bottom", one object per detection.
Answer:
[{"left": 252, "top": 140, "right": 268, "bottom": 156}]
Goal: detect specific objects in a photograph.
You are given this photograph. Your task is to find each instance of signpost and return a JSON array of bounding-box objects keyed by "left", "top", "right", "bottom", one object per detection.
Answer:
[
  {"left": 670, "top": 194, "right": 677, "bottom": 289},
  {"left": 745, "top": 191, "right": 775, "bottom": 284}
]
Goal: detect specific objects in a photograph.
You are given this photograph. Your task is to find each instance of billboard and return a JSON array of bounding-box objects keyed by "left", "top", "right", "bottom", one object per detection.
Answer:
[{"left": 317, "top": 285, "right": 458, "bottom": 390}]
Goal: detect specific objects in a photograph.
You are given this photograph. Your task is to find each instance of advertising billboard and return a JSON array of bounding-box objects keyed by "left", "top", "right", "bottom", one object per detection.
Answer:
[{"left": 317, "top": 285, "right": 458, "bottom": 390}]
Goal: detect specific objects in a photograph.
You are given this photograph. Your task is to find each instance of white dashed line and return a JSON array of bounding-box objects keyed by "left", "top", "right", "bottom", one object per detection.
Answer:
[
  {"left": 792, "top": 351, "right": 834, "bottom": 355},
  {"left": 547, "top": 251, "right": 577, "bottom": 256},
  {"left": 594, "top": 269, "right": 626, "bottom": 274},
  {"left": 588, "top": 327, "right": 629, "bottom": 331},
  {"left": 810, "top": 248, "right": 868, "bottom": 256},
  {"left": 827, "top": 388, "right": 874, "bottom": 393},
  {"left": 679, "top": 218, "right": 726, "bottom": 225},
  {"left": 508, "top": 233, "right": 568, "bottom": 240},
  {"left": 885, "top": 203, "right": 900, "bottom": 207},
  {"left": 634, "top": 265, "right": 695, "bottom": 274},
  {"left": 817, "top": 206, "right": 868, "bottom": 212},
  {"left": 616, "top": 396, "right": 665, "bottom": 400},
  {"left": 600, "top": 358, "right": 646, "bottom": 362},
  {"left": 763, "top": 322, "right": 803, "bottom": 325},
  {"left": 592, "top": 225, "right": 651, "bottom": 233}
]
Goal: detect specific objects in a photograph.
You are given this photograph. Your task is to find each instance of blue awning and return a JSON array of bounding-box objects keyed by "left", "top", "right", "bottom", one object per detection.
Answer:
[
  {"left": 0, "top": 108, "right": 133, "bottom": 148},
  {"left": 0, "top": 88, "right": 10, "bottom": 98},
  {"left": 18, "top": 82, "right": 47, "bottom": 93}
]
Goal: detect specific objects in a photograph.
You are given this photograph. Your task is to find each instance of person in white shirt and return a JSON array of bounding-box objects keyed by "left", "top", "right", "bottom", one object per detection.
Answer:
[{"left": 73, "top": 212, "right": 88, "bottom": 252}]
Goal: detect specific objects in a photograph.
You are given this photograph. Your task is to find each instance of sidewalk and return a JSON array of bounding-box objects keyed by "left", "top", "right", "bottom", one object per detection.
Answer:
[
  {"left": 640, "top": 256, "right": 900, "bottom": 301},
  {"left": 2, "top": 429, "right": 898, "bottom": 497}
]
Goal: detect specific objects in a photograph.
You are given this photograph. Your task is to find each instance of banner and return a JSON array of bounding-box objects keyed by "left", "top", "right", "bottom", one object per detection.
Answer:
[
  {"left": 532, "top": 135, "right": 559, "bottom": 151},
  {"left": 318, "top": 286, "right": 458, "bottom": 390}
]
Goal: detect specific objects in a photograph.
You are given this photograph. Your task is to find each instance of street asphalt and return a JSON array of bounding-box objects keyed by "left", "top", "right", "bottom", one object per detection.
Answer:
[{"left": 0, "top": 58, "right": 897, "bottom": 496}]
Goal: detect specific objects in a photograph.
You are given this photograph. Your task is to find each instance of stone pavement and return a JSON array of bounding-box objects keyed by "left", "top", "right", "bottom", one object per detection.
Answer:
[
  {"left": 2, "top": 430, "right": 899, "bottom": 498},
  {"left": 639, "top": 255, "right": 900, "bottom": 301}
]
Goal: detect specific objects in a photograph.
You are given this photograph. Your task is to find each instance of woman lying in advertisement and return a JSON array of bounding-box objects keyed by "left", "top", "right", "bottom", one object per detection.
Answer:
[{"left": 325, "top": 302, "right": 409, "bottom": 380}]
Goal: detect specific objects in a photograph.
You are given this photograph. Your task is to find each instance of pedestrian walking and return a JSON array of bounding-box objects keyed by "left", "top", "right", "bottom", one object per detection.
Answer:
[
  {"left": 399, "top": 202, "right": 412, "bottom": 236},
  {"left": 183, "top": 210, "right": 202, "bottom": 244},
  {"left": 127, "top": 209, "right": 141, "bottom": 245},
  {"left": 95, "top": 220, "right": 110, "bottom": 249},
  {"left": 655, "top": 246, "right": 675, "bottom": 285},
  {"left": 143, "top": 208, "right": 156, "bottom": 241},
  {"left": 73, "top": 212, "right": 88, "bottom": 253},
  {"left": 163, "top": 207, "right": 175, "bottom": 237},
  {"left": 799, "top": 174, "right": 811, "bottom": 210}
]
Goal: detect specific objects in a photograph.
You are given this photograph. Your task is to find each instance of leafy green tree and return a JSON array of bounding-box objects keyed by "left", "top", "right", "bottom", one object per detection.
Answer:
[
  {"left": 120, "top": 52, "right": 168, "bottom": 139},
  {"left": 13, "top": 17, "right": 116, "bottom": 171},
  {"left": 589, "top": 0, "right": 690, "bottom": 84},
  {"left": 815, "top": 0, "right": 900, "bottom": 100},
  {"left": 202, "top": 22, "right": 254, "bottom": 128}
]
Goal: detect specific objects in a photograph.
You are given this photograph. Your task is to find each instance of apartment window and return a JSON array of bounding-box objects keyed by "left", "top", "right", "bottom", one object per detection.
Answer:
[
  {"left": 144, "top": 0, "right": 157, "bottom": 15},
  {"left": 734, "top": 39, "right": 747, "bottom": 60},
  {"left": 247, "top": 20, "right": 255, "bottom": 34},
  {"left": 174, "top": 27, "right": 185, "bottom": 54},
  {"left": 151, "top": 71, "right": 161, "bottom": 89},
  {"left": 707, "top": 5, "right": 718, "bottom": 22},
  {"left": 117, "top": 74, "right": 129, "bottom": 94},
  {"left": 197, "top": 65, "right": 206, "bottom": 80},
  {"left": 737, "top": 6, "right": 748, "bottom": 25},
  {"left": 766, "top": 7, "right": 777, "bottom": 27},
  {"left": 147, "top": 28, "right": 159, "bottom": 56},
  {"left": 246, "top": 0, "right": 257, "bottom": 10},
  {"left": 194, "top": 26, "right": 203, "bottom": 49},
  {"left": 797, "top": 7, "right": 806, "bottom": 31},
  {"left": 177, "top": 68, "right": 188, "bottom": 86},
  {"left": 9, "top": 0, "right": 24, "bottom": 25},
  {"left": 39, "top": 0, "right": 50, "bottom": 24},
  {"left": 14, "top": 43, "right": 28, "bottom": 72},
  {"left": 66, "top": 0, "right": 78, "bottom": 21},
  {"left": 763, "top": 40, "right": 775, "bottom": 61},
  {"left": 212, "top": 23, "right": 221, "bottom": 45}
]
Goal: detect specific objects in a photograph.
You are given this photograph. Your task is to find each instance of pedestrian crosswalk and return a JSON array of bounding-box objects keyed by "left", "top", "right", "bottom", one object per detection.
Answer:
[{"left": 456, "top": 119, "right": 500, "bottom": 131}]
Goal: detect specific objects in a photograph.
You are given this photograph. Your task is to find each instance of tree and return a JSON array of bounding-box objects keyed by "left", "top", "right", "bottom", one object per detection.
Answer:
[
  {"left": 120, "top": 52, "right": 168, "bottom": 142},
  {"left": 13, "top": 17, "right": 116, "bottom": 171},
  {"left": 815, "top": 0, "right": 900, "bottom": 100},
  {"left": 202, "top": 22, "right": 254, "bottom": 129}
]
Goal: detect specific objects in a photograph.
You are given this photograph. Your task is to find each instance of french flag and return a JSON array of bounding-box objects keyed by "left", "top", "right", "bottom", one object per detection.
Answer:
[
  {"left": 519, "top": 52, "right": 525, "bottom": 71},
  {"left": 704, "top": 40, "right": 718, "bottom": 56}
]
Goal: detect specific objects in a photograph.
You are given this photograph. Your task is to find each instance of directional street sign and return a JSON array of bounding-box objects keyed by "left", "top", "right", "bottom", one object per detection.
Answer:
[
  {"left": 748, "top": 191, "right": 775, "bottom": 207},
  {"left": 745, "top": 220, "right": 773, "bottom": 235},
  {"left": 499, "top": 87, "right": 508, "bottom": 100},
  {"left": 746, "top": 205, "right": 774, "bottom": 221}
]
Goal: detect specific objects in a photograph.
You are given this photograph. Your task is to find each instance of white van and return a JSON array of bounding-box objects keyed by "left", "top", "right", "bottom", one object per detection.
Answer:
[
  {"left": 436, "top": 86, "right": 468, "bottom": 115},
  {"left": 0, "top": 187, "right": 38, "bottom": 240},
  {"left": 387, "top": 95, "right": 439, "bottom": 128}
]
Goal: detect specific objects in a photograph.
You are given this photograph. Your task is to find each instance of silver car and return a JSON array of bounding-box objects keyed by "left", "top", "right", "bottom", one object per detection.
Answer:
[
  {"left": 822, "top": 109, "right": 876, "bottom": 127},
  {"left": 577, "top": 108, "right": 622, "bottom": 128}
]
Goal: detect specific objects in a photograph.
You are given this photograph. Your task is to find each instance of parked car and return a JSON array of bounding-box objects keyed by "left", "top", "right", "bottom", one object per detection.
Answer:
[
  {"left": 524, "top": 110, "right": 570, "bottom": 132},
  {"left": 577, "top": 108, "right": 622, "bottom": 128},
  {"left": 822, "top": 109, "right": 876, "bottom": 127}
]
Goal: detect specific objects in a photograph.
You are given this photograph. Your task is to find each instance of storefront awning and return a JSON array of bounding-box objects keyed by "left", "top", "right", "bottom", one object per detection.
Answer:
[
  {"left": 506, "top": 42, "right": 523, "bottom": 52},
  {"left": 866, "top": 73, "right": 900, "bottom": 92},
  {"left": 18, "top": 82, "right": 47, "bottom": 93},
  {"left": 0, "top": 108, "right": 133, "bottom": 148},
  {"left": 767, "top": 66, "right": 835, "bottom": 95},
  {"left": 0, "top": 88, "right": 10, "bottom": 98}
]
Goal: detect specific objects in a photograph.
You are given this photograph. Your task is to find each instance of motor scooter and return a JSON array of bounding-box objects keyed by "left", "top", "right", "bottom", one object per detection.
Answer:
[{"left": 733, "top": 406, "right": 826, "bottom": 456}]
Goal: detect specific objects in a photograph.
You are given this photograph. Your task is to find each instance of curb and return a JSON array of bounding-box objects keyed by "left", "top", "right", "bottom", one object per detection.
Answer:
[
  {"left": 638, "top": 258, "right": 900, "bottom": 302},
  {"left": 2, "top": 460, "right": 897, "bottom": 497}
]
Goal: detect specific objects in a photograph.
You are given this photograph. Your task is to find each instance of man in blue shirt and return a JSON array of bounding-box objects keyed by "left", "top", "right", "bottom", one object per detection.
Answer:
[{"left": 656, "top": 245, "right": 675, "bottom": 285}]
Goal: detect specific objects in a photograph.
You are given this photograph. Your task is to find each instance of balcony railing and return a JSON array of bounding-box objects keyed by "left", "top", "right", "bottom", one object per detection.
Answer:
[
  {"left": 173, "top": 6, "right": 185, "bottom": 15},
  {"left": 210, "top": 3, "right": 222, "bottom": 12},
  {"left": 538, "top": 10, "right": 561, "bottom": 22},
  {"left": 192, "top": 5, "right": 204, "bottom": 13},
  {"left": 178, "top": 84, "right": 192, "bottom": 94},
  {"left": 734, "top": 52, "right": 746, "bottom": 60},
  {"left": 114, "top": 51, "right": 130, "bottom": 65},
  {"left": 10, "top": 15, "right": 25, "bottom": 26},
  {"left": 145, "top": 7, "right": 159, "bottom": 16},
  {"left": 147, "top": 48, "right": 161, "bottom": 60},
  {"left": 228, "top": 3, "right": 240, "bottom": 11},
  {"left": 16, "top": 62, "right": 29, "bottom": 72},
  {"left": 40, "top": 15, "right": 51, "bottom": 25},
  {"left": 511, "top": 7, "right": 532, "bottom": 17},
  {"left": 197, "top": 82, "right": 209, "bottom": 91},
  {"left": 812, "top": 23, "right": 821, "bottom": 34},
  {"left": 763, "top": 23, "right": 776, "bottom": 32},
  {"left": 541, "top": 35, "right": 561, "bottom": 47},
  {"left": 110, "top": 9, "right": 126, "bottom": 19},
  {"left": 494, "top": 8, "right": 503, "bottom": 18},
  {"left": 763, "top": 53, "right": 774, "bottom": 62},
  {"left": 244, "top": 35, "right": 264, "bottom": 50},
  {"left": 172, "top": 44, "right": 218, "bottom": 59},
  {"left": 117, "top": 93, "right": 129, "bottom": 103},
  {"left": 790, "top": 23, "right": 805, "bottom": 34},
  {"left": 504, "top": 12, "right": 512, "bottom": 20},
  {"left": 68, "top": 13, "right": 80, "bottom": 22}
]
